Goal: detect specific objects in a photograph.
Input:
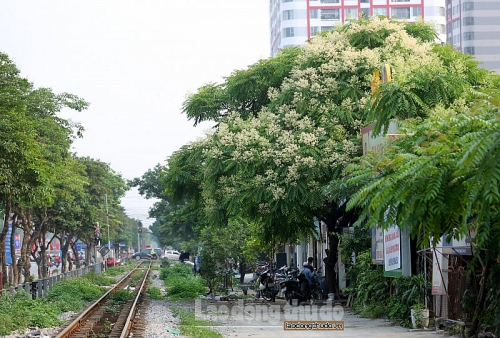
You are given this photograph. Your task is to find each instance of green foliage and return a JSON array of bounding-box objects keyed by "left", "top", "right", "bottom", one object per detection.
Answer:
[
  {"left": 348, "top": 251, "right": 389, "bottom": 317},
  {"left": 160, "top": 263, "right": 207, "bottom": 300},
  {"left": 385, "top": 274, "right": 430, "bottom": 327},
  {"left": 109, "top": 289, "right": 134, "bottom": 302},
  {"left": 146, "top": 287, "right": 165, "bottom": 300},
  {"left": 0, "top": 291, "right": 61, "bottom": 333},
  {"left": 482, "top": 264, "right": 500, "bottom": 335},
  {"left": 46, "top": 277, "right": 107, "bottom": 304},
  {"left": 165, "top": 275, "right": 207, "bottom": 300},
  {"left": 0, "top": 313, "right": 13, "bottom": 336},
  {"left": 160, "top": 262, "right": 193, "bottom": 280},
  {"left": 83, "top": 272, "right": 117, "bottom": 286},
  {"left": 171, "top": 307, "right": 222, "bottom": 338}
]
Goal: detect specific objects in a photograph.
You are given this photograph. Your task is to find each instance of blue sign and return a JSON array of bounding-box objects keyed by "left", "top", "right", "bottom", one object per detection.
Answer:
[
  {"left": 5, "top": 215, "right": 13, "bottom": 265},
  {"left": 76, "top": 241, "right": 82, "bottom": 251}
]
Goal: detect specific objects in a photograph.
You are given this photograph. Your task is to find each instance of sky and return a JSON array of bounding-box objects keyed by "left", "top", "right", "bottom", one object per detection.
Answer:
[{"left": 0, "top": 1, "right": 270, "bottom": 227}]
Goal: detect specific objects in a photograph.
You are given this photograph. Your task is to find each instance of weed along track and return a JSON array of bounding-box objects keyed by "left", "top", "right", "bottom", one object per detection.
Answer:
[{"left": 54, "top": 261, "right": 152, "bottom": 338}]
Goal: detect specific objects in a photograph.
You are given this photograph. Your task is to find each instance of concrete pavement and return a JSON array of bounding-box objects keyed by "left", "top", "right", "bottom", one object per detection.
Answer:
[{"left": 198, "top": 299, "right": 445, "bottom": 338}]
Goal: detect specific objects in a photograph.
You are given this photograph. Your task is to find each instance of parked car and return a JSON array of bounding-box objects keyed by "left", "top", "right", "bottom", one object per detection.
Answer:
[
  {"left": 132, "top": 248, "right": 162, "bottom": 260},
  {"left": 164, "top": 250, "right": 181, "bottom": 260}
]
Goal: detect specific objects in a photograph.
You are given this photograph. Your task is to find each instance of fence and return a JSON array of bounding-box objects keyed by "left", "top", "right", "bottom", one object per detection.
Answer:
[{"left": 0, "top": 263, "right": 104, "bottom": 299}]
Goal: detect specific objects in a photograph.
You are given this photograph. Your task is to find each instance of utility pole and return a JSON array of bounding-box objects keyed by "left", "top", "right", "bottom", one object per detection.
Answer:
[{"left": 106, "top": 194, "right": 111, "bottom": 258}]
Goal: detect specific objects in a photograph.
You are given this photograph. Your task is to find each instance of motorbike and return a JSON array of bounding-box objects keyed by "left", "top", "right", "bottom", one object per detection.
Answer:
[
  {"left": 258, "top": 268, "right": 278, "bottom": 302},
  {"left": 283, "top": 269, "right": 323, "bottom": 306}
]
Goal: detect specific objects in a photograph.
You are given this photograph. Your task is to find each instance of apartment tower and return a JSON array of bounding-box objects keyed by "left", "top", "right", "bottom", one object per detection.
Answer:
[
  {"left": 446, "top": 0, "right": 500, "bottom": 73},
  {"left": 270, "top": 0, "right": 447, "bottom": 56}
]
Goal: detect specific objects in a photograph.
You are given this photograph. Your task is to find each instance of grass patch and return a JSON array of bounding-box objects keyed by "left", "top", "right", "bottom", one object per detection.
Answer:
[
  {"left": 165, "top": 275, "right": 207, "bottom": 300},
  {"left": 82, "top": 272, "right": 117, "bottom": 286},
  {"left": 160, "top": 263, "right": 207, "bottom": 300},
  {"left": 171, "top": 307, "right": 221, "bottom": 338},
  {"left": 146, "top": 286, "right": 165, "bottom": 300}
]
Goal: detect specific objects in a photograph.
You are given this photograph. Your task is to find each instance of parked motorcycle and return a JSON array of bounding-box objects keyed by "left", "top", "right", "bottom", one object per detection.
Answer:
[
  {"left": 258, "top": 268, "right": 278, "bottom": 302},
  {"left": 283, "top": 269, "right": 323, "bottom": 306}
]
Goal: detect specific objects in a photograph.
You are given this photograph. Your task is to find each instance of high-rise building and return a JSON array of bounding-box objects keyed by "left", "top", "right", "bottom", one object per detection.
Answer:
[
  {"left": 446, "top": 0, "right": 500, "bottom": 73},
  {"left": 269, "top": 0, "right": 447, "bottom": 56}
]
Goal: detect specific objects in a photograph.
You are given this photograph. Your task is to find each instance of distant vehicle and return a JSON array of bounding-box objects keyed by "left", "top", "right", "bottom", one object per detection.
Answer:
[
  {"left": 164, "top": 250, "right": 181, "bottom": 260},
  {"left": 132, "top": 248, "right": 162, "bottom": 260}
]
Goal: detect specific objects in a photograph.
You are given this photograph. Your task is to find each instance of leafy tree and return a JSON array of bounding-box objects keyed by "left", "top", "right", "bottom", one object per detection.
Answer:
[
  {"left": 183, "top": 47, "right": 301, "bottom": 126},
  {"left": 0, "top": 52, "right": 89, "bottom": 284},
  {"left": 184, "top": 17, "right": 490, "bottom": 293},
  {"left": 345, "top": 93, "right": 500, "bottom": 336}
]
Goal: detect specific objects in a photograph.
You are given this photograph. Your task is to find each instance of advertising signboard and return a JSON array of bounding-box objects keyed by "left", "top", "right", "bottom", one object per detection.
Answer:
[
  {"left": 5, "top": 217, "right": 13, "bottom": 265},
  {"left": 384, "top": 225, "right": 401, "bottom": 272}
]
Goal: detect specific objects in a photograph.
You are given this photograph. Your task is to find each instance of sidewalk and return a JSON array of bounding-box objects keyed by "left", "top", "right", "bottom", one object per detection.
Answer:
[{"left": 197, "top": 297, "right": 447, "bottom": 338}]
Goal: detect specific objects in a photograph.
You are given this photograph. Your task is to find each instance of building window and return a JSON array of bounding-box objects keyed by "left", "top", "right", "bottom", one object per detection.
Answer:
[
  {"left": 391, "top": 0, "right": 410, "bottom": 2},
  {"left": 463, "top": 32, "right": 474, "bottom": 41},
  {"left": 463, "top": 2, "right": 474, "bottom": 11},
  {"left": 283, "top": 0, "right": 293, "bottom": 2},
  {"left": 321, "top": 26, "right": 333, "bottom": 31},
  {"left": 373, "top": 7, "right": 387, "bottom": 16},
  {"left": 320, "top": 0, "right": 339, "bottom": 3},
  {"left": 310, "top": 9, "right": 319, "bottom": 19},
  {"left": 361, "top": 0, "right": 369, "bottom": 2},
  {"left": 463, "top": 17, "right": 474, "bottom": 26},
  {"left": 283, "top": 10, "right": 294, "bottom": 20},
  {"left": 311, "top": 26, "right": 320, "bottom": 36},
  {"left": 283, "top": 27, "right": 295, "bottom": 37},
  {"left": 463, "top": 46, "right": 475, "bottom": 55},
  {"left": 438, "top": 7, "right": 445, "bottom": 16},
  {"left": 361, "top": 8, "right": 370, "bottom": 18},
  {"left": 452, "top": 20, "right": 460, "bottom": 29},
  {"left": 321, "top": 9, "right": 340, "bottom": 20},
  {"left": 345, "top": 8, "right": 358, "bottom": 19},
  {"left": 391, "top": 7, "right": 410, "bottom": 19},
  {"left": 438, "top": 24, "right": 446, "bottom": 34},
  {"left": 452, "top": 5, "right": 459, "bottom": 15},
  {"left": 413, "top": 7, "right": 422, "bottom": 17},
  {"left": 453, "top": 34, "right": 460, "bottom": 45}
]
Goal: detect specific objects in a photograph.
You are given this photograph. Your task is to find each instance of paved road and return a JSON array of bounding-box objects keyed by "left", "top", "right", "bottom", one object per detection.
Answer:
[{"left": 199, "top": 298, "right": 441, "bottom": 338}]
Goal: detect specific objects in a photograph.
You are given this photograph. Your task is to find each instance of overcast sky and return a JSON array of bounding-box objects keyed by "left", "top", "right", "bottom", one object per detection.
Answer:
[{"left": 0, "top": 1, "right": 270, "bottom": 227}]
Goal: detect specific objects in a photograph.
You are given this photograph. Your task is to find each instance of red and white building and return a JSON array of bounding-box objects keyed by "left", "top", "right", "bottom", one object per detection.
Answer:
[{"left": 269, "top": 0, "right": 446, "bottom": 56}]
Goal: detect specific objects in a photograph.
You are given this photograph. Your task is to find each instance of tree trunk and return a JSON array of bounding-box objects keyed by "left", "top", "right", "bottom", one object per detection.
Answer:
[
  {"left": 469, "top": 257, "right": 492, "bottom": 337},
  {"left": 324, "top": 229, "right": 341, "bottom": 295}
]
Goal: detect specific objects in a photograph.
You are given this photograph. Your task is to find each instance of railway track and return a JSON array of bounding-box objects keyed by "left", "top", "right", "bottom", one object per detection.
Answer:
[{"left": 54, "top": 260, "right": 153, "bottom": 338}]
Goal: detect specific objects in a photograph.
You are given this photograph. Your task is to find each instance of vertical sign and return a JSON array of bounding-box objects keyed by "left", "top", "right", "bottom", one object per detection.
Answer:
[
  {"left": 5, "top": 215, "right": 13, "bottom": 265},
  {"left": 15, "top": 234, "right": 21, "bottom": 250},
  {"left": 371, "top": 226, "right": 384, "bottom": 264},
  {"left": 384, "top": 225, "right": 401, "bottom": 271}
]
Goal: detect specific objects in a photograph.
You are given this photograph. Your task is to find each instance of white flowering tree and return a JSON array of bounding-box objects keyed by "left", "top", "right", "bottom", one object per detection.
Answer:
[{"left": 178, "top": 17, "right": 492, "bottom": 294}]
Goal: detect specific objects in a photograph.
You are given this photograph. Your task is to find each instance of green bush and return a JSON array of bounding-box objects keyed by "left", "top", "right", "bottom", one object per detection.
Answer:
[
  {"left": 165, "top": 275, "right": 207, "bottom": 300},
  {"left": 110, "top": 289, "right": 134, "bottom": 302},
  {"left": 146, "top": 287, "right": 165, "bottom": 300},
  {"left": 47, "top": 277, "right": 107, "bottom": 303},
  {"left": 385, "top": 274, "right": 430, "bottom": 327},
  {"left": 160, "top": 262, "right": 193, "bottom": 280},
  {"left": 83, "top": 272, "right": 117, "bottom": 286},
  {"left": 350, "top": 251, "right": 389, "bottom": 317},
  {"left": 0, "top": 313, "right": 13, "bottom": 336},
  {"left": 0, "top": 291, "right": 61, "bottom": 333}
]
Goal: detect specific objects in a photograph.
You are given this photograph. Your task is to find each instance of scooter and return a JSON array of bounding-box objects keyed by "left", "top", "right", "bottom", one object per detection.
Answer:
[
  {"left": 258, "top": 268, "right": 278, "bottom": 302},
  {"left": 284, "top": 272, "right": 311, "bottom": 306}
]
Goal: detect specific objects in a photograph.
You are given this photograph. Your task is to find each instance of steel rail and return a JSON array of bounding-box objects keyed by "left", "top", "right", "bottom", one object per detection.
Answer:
[
  {"left": 55, "top": 261, "right": 147, "bottom": 338},
  {"left": 118, "top": 261, "right": 151, "bottom": 338}
]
